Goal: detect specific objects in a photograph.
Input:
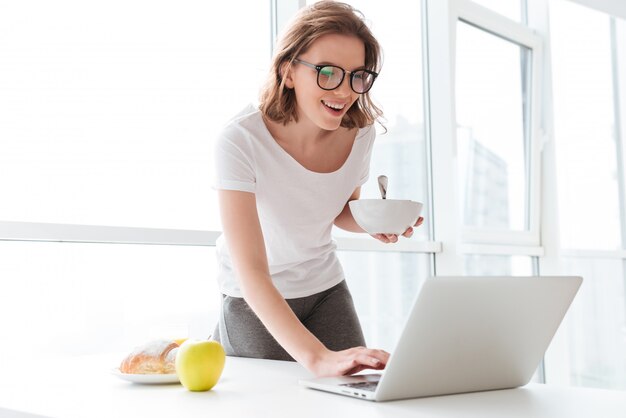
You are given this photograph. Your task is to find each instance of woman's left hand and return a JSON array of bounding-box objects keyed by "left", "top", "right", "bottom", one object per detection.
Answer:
[{"left": 371, "top": 216, "right": 424, "bottom": 243}]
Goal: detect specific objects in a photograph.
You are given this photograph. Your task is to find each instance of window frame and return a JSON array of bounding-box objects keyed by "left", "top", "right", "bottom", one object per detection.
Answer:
[
  {"left": 455, "top": 1, "right": 544, "bottom": 248},
  {"left": 425, "top": 0, "right": 544, "bottom": 275}
]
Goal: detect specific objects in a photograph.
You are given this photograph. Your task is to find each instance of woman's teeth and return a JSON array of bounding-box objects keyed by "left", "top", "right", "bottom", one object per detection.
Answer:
[{"left": 322, "top": 100, "right": 345, "bottom": 110}]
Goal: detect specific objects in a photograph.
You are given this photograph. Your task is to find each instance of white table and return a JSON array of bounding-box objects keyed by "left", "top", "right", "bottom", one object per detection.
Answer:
[{"left": 1, "top": 354, "right": 625, "bottom": 418}]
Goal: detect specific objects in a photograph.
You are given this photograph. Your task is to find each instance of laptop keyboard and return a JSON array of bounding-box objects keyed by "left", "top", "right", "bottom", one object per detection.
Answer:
[{"left": 340, "top": 381, "right": 379, "bottom": 392}]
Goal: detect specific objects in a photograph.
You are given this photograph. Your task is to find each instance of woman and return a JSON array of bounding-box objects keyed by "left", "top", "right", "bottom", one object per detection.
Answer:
[{"left": 212, "top": 1, "right": 423, "bottom": 377}]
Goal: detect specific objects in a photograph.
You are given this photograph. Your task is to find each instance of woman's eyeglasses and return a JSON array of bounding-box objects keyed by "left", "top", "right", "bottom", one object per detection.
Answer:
[{"left": 293, "top": 58, "right": 378, "bottom": 94}]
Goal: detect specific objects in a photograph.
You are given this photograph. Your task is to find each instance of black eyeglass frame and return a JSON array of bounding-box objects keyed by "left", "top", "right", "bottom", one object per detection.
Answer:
[{"left": 293, "top": 58, "right": 378, "bottom": 94}]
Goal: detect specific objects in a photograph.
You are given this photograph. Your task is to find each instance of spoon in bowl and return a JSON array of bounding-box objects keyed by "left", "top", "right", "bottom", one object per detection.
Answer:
[{"left": 377, "top": 175, "right": 388, "bottom": 200}]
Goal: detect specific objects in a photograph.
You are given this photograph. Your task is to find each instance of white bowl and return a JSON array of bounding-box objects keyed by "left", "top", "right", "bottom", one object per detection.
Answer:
[{"left": 349, "top": 199, "right": 423, "bottom": 235}]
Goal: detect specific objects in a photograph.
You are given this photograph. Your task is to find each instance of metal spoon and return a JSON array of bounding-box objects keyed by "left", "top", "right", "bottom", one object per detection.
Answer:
[{"left": 377, "top": 175, "right": 388, "bottom": 199}]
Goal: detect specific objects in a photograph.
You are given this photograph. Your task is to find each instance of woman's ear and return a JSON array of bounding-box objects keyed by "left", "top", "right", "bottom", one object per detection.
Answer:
[{"left": 280, "top": 62, "right": 295, "bottom": 89}]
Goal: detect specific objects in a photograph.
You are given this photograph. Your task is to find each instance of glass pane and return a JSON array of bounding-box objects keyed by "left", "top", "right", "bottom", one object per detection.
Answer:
[
  {"left": 471, "top": 0, "right": 523, "bottom": 22},
  {"left": 550, "top": 257, "right": 626, "bottom": 389},
  {"left": 550, "top": 0, "right": 622, "bottom": 250},
  {"left": 0, "top": 1, "right": 270, "bottom": 230},
  {"left": 463, "top": 254, "right": 534, "bottom": 276},
  {"left": 0, "top": 241, "right": 219, "bottom": 358},
  {"left": 305, "top": 1, "right": 428, "bottom": 239},
  {"left": 456, "top": 22, "right": 530, "bottom": 232},
  {"left": 340, "top": 251, "right": 431, "bottom": 351}
]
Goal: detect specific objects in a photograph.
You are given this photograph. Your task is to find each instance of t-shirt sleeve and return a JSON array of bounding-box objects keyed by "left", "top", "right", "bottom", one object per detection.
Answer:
[
  {"left": 357, "top": 124, "right": 376, "bottom": 187},
  {"left": 213, "top": 128, "right": 256, "bottom": 193}
]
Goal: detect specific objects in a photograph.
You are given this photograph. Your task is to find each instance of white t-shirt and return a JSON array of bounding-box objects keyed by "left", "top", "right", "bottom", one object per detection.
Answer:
[{"left": 213, "top": 105, "right": 376, "bottom": 298}]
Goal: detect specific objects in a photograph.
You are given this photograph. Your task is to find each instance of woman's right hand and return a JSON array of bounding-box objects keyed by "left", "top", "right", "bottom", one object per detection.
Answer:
[
  {"left": 309, "top": 346, "right": 390, "bottom": 377},
  {"left": 371, "top": 216, "right": 424, "bottom": 244}
]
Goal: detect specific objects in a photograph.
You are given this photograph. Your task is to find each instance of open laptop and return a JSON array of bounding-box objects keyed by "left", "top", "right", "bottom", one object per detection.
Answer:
[{"left": 300, "top": 275, "right": 582, "bottom": 402}]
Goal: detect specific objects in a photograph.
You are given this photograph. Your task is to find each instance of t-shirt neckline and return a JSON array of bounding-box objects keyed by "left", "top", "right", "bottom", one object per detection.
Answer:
[{"left": 256, "top": 112, "right": 366, "bottom": 176}]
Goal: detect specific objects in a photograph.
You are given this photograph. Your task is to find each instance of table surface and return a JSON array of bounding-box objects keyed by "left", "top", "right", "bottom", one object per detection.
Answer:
[{"left": 1, "top": 353, "right": 626, "bottom": 418}]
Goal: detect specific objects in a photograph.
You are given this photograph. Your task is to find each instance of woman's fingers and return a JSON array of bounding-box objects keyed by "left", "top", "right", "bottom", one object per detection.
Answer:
[
  {"left": 372, "top": 218, "right": 426, "bottom": 242},
  {"left": 369, "top": 348, "right": 390, "bottom": 364},
  {"left": 352, "top": 348, "right": 389, "bottom": 369},
  {"left": 373, "top": 233, "right": 398, "bottom": 243},
  {"left": 372, "top": 233, "right": 389, "bottom": 243},
  {"left": 323, "top": 347, "right": 391, "bottom": 377},
  {"left": 401, "top": 217, "right": 425, "bottom": 237}
]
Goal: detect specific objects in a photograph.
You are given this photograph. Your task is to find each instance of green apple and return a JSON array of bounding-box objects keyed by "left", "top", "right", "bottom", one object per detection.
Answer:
[{"left": 175, "top": 339, "right": 226, "bottom": 391}]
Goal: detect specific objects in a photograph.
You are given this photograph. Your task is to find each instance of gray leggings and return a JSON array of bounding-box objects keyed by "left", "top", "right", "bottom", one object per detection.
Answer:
[{"left": 211, "top": 280, "right": 366, "bottom": 361}]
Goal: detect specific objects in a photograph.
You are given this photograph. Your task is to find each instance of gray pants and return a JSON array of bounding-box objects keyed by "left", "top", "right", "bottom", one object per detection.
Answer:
[{"left": 211, "top": 280, "right": 366, "bottom": 361}]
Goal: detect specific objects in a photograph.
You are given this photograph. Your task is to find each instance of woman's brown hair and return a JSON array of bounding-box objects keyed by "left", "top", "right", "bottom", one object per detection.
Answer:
[{"left": 259, "top": 1, "right": 383, "bottom": 129}]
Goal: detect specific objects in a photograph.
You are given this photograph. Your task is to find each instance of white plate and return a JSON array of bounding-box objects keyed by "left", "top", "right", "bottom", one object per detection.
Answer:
[{"left": 111, "top": 368, "right": 180, "bottom": 384}]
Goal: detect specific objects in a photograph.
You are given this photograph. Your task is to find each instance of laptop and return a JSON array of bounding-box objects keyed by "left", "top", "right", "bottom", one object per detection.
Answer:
[{"left": 300, "top": 275, "right": 582, "bottom": 402}]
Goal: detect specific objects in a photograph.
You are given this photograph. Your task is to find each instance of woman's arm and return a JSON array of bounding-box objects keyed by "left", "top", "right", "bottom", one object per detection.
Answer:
[
  {"left": 333, "top": 187, "right": 365, "bottom": 233},
  {"left": 219, "top": 189, "right": 388, "bottom": 376}
]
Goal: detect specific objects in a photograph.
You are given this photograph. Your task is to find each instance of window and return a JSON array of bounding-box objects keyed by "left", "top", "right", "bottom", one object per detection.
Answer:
[
  {"left": 453, "top": 3, "right": 542, "bottom": 248},
  {"left": 456, "top": 21, "right": 532, "bottom": 233},
  {"left": 340, "top": 251, "right": 431, "bottom": 351},
  {"left": 463, "top": 254, "right": 534, "bottom": 276},
  {"left": 0, "top": 0, "right": 270, "bottom": 230},
  {"left": 0, "top": 0, "right": 271, "bottom": 357},
  {"left": 545, "top": 0, "right": 626, "bottom": 390},
  {"left": 558, "top": 257, "right": 626, "bottom": 389},
  {"left": 551, "top": 0, "right": 623, "bottom": 251},
  {"left": 0, "top": 241, "right": 219, "bottom": 357}
]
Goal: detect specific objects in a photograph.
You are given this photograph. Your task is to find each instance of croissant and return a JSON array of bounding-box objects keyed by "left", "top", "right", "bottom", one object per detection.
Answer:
[{"left": 120, "top": 339, "right": 179, "bottom": 374}]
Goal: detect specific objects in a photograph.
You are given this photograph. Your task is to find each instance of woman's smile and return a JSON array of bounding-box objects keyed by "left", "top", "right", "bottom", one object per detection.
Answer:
[{"left": 321, "top": 99, "right": 347, "bottom": 117}]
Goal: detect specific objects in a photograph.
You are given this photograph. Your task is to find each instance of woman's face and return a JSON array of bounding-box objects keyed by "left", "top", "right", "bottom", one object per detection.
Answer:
[{"left": 286, "top": 33, "right": 365, "bottom": 132}]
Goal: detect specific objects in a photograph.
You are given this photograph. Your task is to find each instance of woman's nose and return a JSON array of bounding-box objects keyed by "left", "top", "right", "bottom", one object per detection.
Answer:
[{"left": 333, "top": 75, "right": 352, "bottom": 96}]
